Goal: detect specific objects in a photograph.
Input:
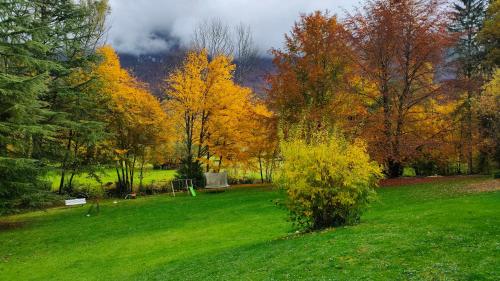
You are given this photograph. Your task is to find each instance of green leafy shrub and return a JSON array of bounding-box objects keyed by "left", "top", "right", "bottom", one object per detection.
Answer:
[
  {"left": 402, "top": 167, "right": 417, "bottom": 177},
  {"left": 277, "top": 133, "right": 383, "bottom": 230}
]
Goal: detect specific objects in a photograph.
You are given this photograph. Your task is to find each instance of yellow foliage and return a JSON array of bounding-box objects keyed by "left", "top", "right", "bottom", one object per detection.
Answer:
[
  {"left": 95, "top": 45, "right": 171, "bottom": 152},
  {"left": 277, "top": 132, "right": 382, "bottom": 229},
  {"left": 164, "top": 50, "right": 274, "bottom": 171},
  {"left": 481, "top": 68, "right": 500, "bottom": 115},
  {"left": 94, "top": 45, "right": 172, "bottom": 191}
]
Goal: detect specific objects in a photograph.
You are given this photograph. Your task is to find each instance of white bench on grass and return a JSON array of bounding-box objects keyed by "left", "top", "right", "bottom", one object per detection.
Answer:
[{"left": 65, "top": 198, "right": 86, "bottom": 206}]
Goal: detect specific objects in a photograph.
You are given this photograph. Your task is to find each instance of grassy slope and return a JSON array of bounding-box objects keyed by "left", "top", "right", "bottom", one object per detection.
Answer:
[{"left": 0, "top": 177, "right": 498, "bottom": 280}]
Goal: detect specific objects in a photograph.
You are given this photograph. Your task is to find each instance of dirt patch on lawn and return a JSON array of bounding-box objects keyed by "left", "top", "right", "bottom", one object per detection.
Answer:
[
  {"left": 461, "top": 179, "right": 500, "bottom": 193},
  {"left": 379, "top": 176, "right": 480, "bottom": 187},
  {"left": 0, "top": 221, "right": 26, "bottom": 232}
]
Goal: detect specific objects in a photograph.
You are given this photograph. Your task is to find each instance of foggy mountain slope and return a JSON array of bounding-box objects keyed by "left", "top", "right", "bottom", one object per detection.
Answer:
[{"left": 118, "top": 50, "right": 274, "bottom": 99}]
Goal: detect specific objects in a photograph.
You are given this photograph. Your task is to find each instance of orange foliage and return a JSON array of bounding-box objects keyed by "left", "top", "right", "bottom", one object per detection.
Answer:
[{"left": 267, "top": 11, "right": 363, "bottom": 136}]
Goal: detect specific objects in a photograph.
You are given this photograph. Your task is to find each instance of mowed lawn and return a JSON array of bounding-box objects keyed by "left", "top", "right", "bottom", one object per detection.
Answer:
[
  {"left": 44, "top": 168, "right": 177, "bottom": 191},
  {"left": 0, "top": 177, "right": 499, "bottom": 280}
]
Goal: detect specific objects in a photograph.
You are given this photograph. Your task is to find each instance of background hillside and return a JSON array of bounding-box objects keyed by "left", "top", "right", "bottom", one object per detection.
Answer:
[{"left": 119, "top": 49, "right": 274, "bottom": 98}]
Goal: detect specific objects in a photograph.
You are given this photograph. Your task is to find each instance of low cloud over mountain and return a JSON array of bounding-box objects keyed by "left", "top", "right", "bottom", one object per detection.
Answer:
[{"left": 107, "top": 0, "right": 356, "bottom": 56}]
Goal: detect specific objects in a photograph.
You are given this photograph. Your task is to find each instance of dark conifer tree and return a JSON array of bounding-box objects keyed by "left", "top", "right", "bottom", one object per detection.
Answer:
[
  {"left": 0, "top": 0, "right": 60, "bottom": 212},
  {"left": 449, "top": 0, "right": 487, "bottom": 174}
]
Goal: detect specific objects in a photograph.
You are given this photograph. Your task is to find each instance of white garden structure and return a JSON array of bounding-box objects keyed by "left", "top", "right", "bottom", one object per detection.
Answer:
[{"left": 204, "top": 171, "right": 229, "bottom": 189}]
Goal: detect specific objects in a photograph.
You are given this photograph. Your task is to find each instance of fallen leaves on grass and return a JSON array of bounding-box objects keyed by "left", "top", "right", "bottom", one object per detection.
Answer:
[{"left": 461, "top": 179, "right": 500, "bottom": 193}]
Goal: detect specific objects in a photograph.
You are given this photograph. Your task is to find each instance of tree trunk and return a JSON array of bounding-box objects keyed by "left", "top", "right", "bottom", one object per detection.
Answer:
[
  {"left": 58, "top": 169, "right": 66, "bottom": 194},
  {"left": 115, "top": 164, "right": 123, "bottom": 192},
  {"left": 139, "top": 156, "right": 145, "bottom": 189},
  {"left": 130, "top": 155, "right": 136, "bottom": 192},
  {"left": 206, "top": 150, "right": 210, "bottom": 172},
  {"left": 121, "top": 160, "right": 127, "bottom": 194},
  {"left": 380, "top": 66, "right": 396, "bottom": 178},
  {"left": 125, "top": 159, "right": 131, "bottom": 193},
  {"left": 198, "top": 110, "right": 208, "bottom": 158},
  {"left": 258, "top": 154, "right": 264, "bottom": 184},
  {"left": 268, "top": 149, "right": 278, "bottom": 183},
  {"left": 218, "top": 156, "right": 223, "bottom": 172},
  {"left": 466, "top": 90, "right": 473, "bottom": 174},
  {"left": 390, "top": 104, "right": 404, "bottom": 178},
  {"left": 59, "top": 132, "right": 73, "bottom": 194},
  {"left": 68, "top": 171, "right": 76, "bottom": 192}
]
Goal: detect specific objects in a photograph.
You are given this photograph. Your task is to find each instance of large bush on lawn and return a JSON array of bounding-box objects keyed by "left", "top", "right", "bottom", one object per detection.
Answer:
[{"left": 277, "top": 133, "right": 382, "bottom": 230}]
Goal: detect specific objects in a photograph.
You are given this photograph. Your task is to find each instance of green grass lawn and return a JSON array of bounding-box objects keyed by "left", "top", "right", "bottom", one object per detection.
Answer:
[
  {"left": 0, "top": 177, "right": 498, "bottom": 280},
  {"left": 44, "top": 168, "right": 177, "bottom": 191}
]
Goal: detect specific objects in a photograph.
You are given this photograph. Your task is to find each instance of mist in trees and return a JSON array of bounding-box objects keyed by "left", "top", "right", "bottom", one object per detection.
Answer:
[{"left": 191, "top": 18, "right": 259, "bottom": 84}]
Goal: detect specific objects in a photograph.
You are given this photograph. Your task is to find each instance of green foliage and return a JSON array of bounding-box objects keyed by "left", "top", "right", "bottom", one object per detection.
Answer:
[
  {"left": 0, "top": 0, "right": 59, "bottom": 212},
  {"left": 33, "top": 0, "right": 110, "bottom": 194},
  {"left": 175, "top": 156, "right": 206, "bottom": 188},
  {"left": 413, "top": 159, "right": 440, "bottom": 176},
  {"left": 277, "top": 133, "right": 383, "bottom": 230},
  {"left": 0, "top": 0, "right": 111, "bottom": 211},
  {"left": 402, "top": 167, "right": 417, "bottom": 177},
  {"left": 449, "top": 0, "right": 487, "bottom": 77},
  {"left": 0, "top": 0, "right": 56, "bottom": 153},
  {"left": 0, "top": 158, "right": 58, "bottom": 214}
]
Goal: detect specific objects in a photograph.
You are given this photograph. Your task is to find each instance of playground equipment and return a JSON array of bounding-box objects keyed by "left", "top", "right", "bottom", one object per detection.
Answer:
[
  {"left": 124, "top": 193, "right": 136, "bottom": 199},
  {"left": 169, "top": 173, "right": 229, "bottom": 197},
  {"left": 171, "top": 179, "right": 196, "bottom": 197},
  {"left": 204, "top": 171, "right": 229, "bottom": 189}
]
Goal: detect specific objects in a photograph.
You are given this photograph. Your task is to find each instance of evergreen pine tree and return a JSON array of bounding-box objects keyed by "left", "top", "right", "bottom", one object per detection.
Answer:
[
  {"left": 30, "top": 0, "right": 110, "bottom": 194},
  {"left": 0, "top": 0, "right": 59, "bottom": 212},
  {"left": 0, "top": 0, "right": 110, "bottom": 210},
  {"left": 449, "top": 0, "right": 487, "bottom": 174}
]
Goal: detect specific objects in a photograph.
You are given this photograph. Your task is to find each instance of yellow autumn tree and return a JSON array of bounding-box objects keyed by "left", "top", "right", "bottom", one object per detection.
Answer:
[
  {"left": 477, "top": 69, "right": 500, "bottom": 172},
  {"left": 164, "top": 50, "right": 272, "bottom": 180},
  {"left": 95, "top": 45, "right": 171, "bottom": 193},
  {"left": 245, "top": 102, "right": 277, "bottom": 183},
  {"left": 206, "top": 84, "right": 253, "bottom": 169},
  {"left": 164, "top": 50, "right": 233, "bottom": 158}
]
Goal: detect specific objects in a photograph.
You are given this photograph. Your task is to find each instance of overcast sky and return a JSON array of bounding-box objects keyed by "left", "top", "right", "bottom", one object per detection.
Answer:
[{"left": 107, "top": 0, "right": 357, "bottom": 56}]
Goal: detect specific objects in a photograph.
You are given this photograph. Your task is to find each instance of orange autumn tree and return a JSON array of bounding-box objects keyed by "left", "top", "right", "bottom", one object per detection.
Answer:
[
  {"left": 96, "top": 45, "right": 170, "bottom": 193},
  {"left": 267, "top": 11, "right": 363, "bottom": 138},
  {"left": 346, "top": 0, "right": 453, "bottom": 177}
]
